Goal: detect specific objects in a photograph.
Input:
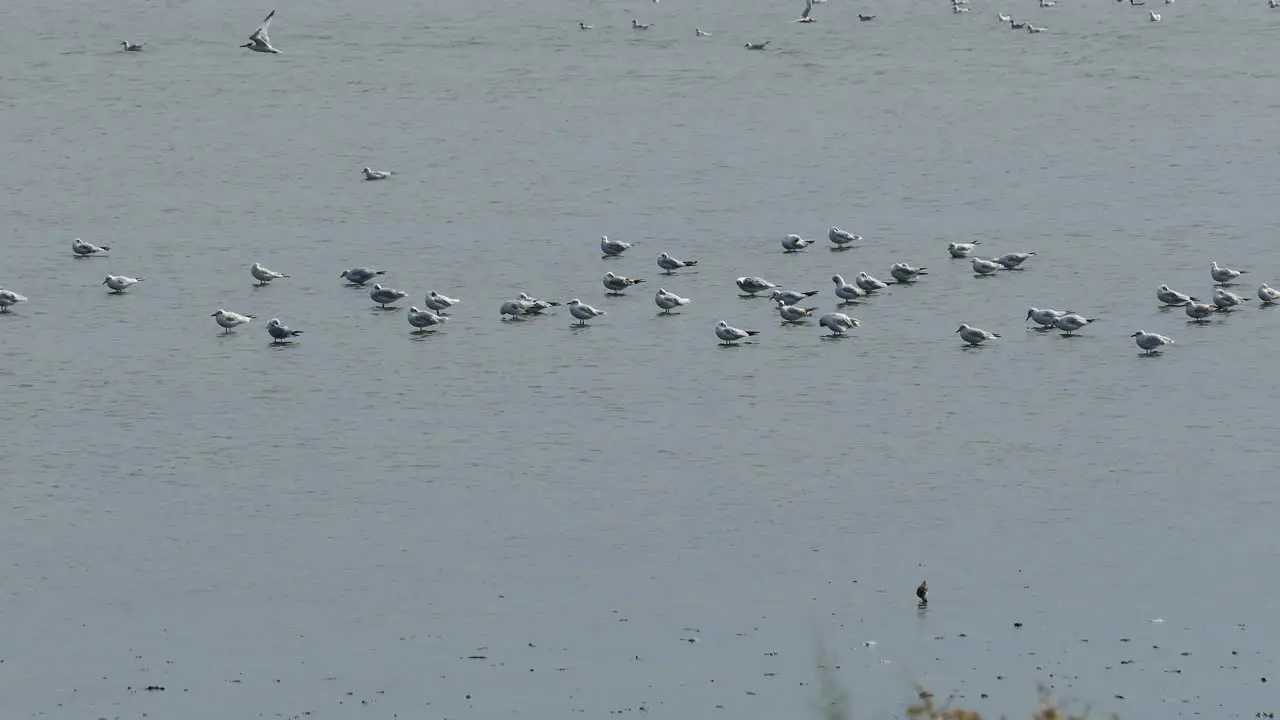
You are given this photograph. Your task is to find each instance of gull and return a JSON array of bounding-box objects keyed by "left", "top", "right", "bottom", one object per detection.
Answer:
[
  {"left": 781, "top": 234, "right": 814, "bottom": 252},
  {"left": 211, "top": 309, "right": 254, "bottom": 333},
  {"left": 568, "top": 299, "right": 606, "bottom": 325},
  {"left": 250, "top": 262, "right": 287, "bottom": 285},
  {"left": 266, "top": 318, "right": 303, "bottom": 343},
  {"left": 1258, "top": 283, "right": 1280, "bottom": 304},
  {"left": 819, "top": 313, "right": 860, "bottom": 336},
  {"left": 715, "top": 320, "right": 759, "bottom": 345},
  {"left": 1185, "top": 302, "right": 1217, "bottom": 321},
  {"left": 1132, "top": 330, "right": 1173, "bottom": 355},
  {"left": 0, "top": 289, "right": 28, "bottom": 312},
  {"left": 407, "top": 306, "right": 448, "bottom": 331},
  {"left": 1026, "top": 307, "right": 1067, "bottom": 328},
  {"left": 370, "top": 283, "right": 408, "bottom": 308},
  {"left": 957, "top": 324, "right": 1000, "bottom": 346},
  {"left": 737, "top": 277, "right": 778, "bottom": 296},
  {"left": 954, "top": 5, "right": 970, "bottom": 12},
  {"left": 1040, "top": 0, "right": 1055, "bottom": 6},
  {"left": 1052, "top": 313, "right": 1096, "bottom": 336},
  {"left": 363, "top": 167, "right": 395, "bottom": 180},
  {"left": 794, "top": 0, "right": 817, "bottom": 22},
  {"left": 72, "top": 237, "right": 109, "bottom": 257},
  {"left": 828, "top": 226, "right": 861, "bottom": 249},
  {"left": 972, "top": 257, "right": 1003, "bottom": 275},
  {"left": 424, "top": 290, "right": 460, "bottom": 315},
  {"left": 994, "top": 252, "right": 1036, "bottom": 269},
  {"left": 632, "top": 19, "right": 652, "bottom": 29},
  {"left": 1272, "top": 0, "right": 1279, "bottom": 8},
  {"left": 1149, "top": 10, "right": 1161, "bottom": 20},
  {"left": 832, "top": 274, "right": 867, "bottom": 303},
  {"left": 890, "top": 263, "right": 928, "bottom": 283},
  {"left": 580, "top": 22, "right": 593, "bottom": 30},
  {"left": 998, "top": 12, "right": 1011, "bottom": 21},
  {"left": 340, "top": 267, "right": 385, "bottom": 285},
  {"left": 1027, "top": 23, "right": 1045, "bottom": 32},
  {"left": 776, "top": 302, "right": 818, "bottom": 323},
  {"left": 655, "top": 288, "right": 691, "bottom": 314},
  {"left": 1211, "top": 261, "right": 1246, "bottom": 284},
  {"left": 745, "top": 41, "right": 771, "bottom": 49},
  {"left": 500, "top": 299, "right": 536, "bottom": 319},
  {"left": 600, "top": 235, "right": 634, "bottom": 257},
  {"left": 855, "top": 271, "right": 888, "bottom": 292},
  {"left": 657, "top": 252, "right": 698, "bottom": 273},
  {"left": 102, "top": 275, "right": 143, "bottom": 293},
  {"left": 517, "top": 292, "right": 561, "bottom": 312},
  {"left": 1212, "top": 287, "right": 1249, "bottom": 311},
  {"left": 858, "top": 13, "right": 876, "bottom": 20},
  {"left": 1010, "top": 19, "right": 1027, "bottom": 28},
  {"left": 948, "top": 241, "right": 979, "bottom": 258},
  {"left": 603, "top": 271, "right": 645, "bottom": 294},
  {"left": 769, "top": 288, "right": 820, "bottom": 305},
  {"left": 121, "top": 41, "right": 145, "bottom": 51},
  {"left": 241, "top": 9, "right": 281, "bottom": 53},
  {"left": 1157, "top": 284, "right": 1196, "bottom": 306},
  {"left": 696, "top": 28, "right": 713, "bottom": 36}
]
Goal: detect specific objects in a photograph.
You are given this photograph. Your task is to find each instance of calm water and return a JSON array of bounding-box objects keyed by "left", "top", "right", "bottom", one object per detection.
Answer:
[{"left": 2, "top": 0, "right": 1278, "bottom": 717}]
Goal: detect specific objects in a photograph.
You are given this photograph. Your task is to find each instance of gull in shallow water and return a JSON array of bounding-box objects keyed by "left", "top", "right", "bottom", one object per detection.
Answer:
[
  {"left": 956, "top": 324, "right": 999, "bottom": 346},
  {"left": 832, "top": 274, "right": 866, "bottom": 303},
  {"left": 1156, "top": 284, "right": 1196, "bottom": 306},
  {"left": 819, "top": 313, "right": 860, "bottom": 336},
  {"left": 102, "top": 275, "right": 143, "bottom": 293},
  {"left": 776, "top": 302, "right": 818, "bottom": 323},
  {"left": 994, "top": 252, "right": 1036, "bottom": 269},
  {"left": 340, "top": 267, "right": 385, "bottom": 285},
  {"left": 250, "top": 262, "right": 287, "bottom": 285},
  {"left": 1258, "top": 283, "right": 1280, "bottom": 304},
  {"left": 1026, "top": 307, "right": 1067, "bottom": 328},
  {"left": 745, "top": 41, "right": 770, "bottom": 50},
  {"left": 1149, "top": 10, "right": 1160, "bottom": 20},
  {"left": 370, "top": 283, "right": 408, "bottom": 308},
  {"left": 1052, "top": 313, "right": 1096, "bottom": 336},
  {"left": 971, "top": 257, "right": 1003, "bottom": 275},
  {"left": 424, "top": 290, "right": 460, "bottom": 314},
  {"left": 948, "top": 241, "right": 979, "bottom": 258},
  {"left": 266, "top": 318, "right": 303, "bottom": 343},
  {"left": 517, "top": 292, "right": 561, "bottom": 312},
  {"left": 363, "top": 167, "right": 395, "bottom": 180},
  {"left": 715, "top": 320, "right": 759, "bottom": 345},
  {"left": 407, "top": 306, "right": 448, "bottom": 331},
  {"left": 211, "top": 309, "right": 254, "bottom": 333},
  {"left": 241, "top": 9, "right": 281, "bottom": 53},
  {"left": 769, "top": 288, "right": 819, "bottom": 305},
  {"left": 855, "top": 272, "right": 888, "bottom": 292},
  {"left": 696, "top": 28, "right": 712, "bottom": 36},
  {"left": 828, "top": 226, "right": 861, "bottom": 249},
  {"left": 72, "top": 237, "right": 109, "bottom": 257},
  {"left": 1185, "top": 302, "right": 1217, "bottom": 321},
  {"left": 781, "top": 234, "right": 814, "bottom": 252},
  {"left": 657, "top": 252, "right": 698, "bottom": 273},
  {"left": 600, "top": 236, "right": 634, "bottom": 257},
  {"left": 1212, "top": 287, "right": 1249, "bottom": 311},
  {"left": 655, "top": 288, "right": 691, "bottom": 314},
  {"left": 500, "top": 299, "right": 536, "bottom": 319},
  {"left": 1211, "top": 261, "right": 1246, "bottom": 284},
  {"left": 1132, "top": 330, "right": 1173, "bottom": 355},
  {"left": 603, "top": 272, "right": 644, "bottom": 294},
  {"left": 0, "top": 289, "right": 28, "bottom": 312},
  {"left": 890, "top": 262, "right": 928, "bottom": 283},
  {"left": 568, "top": 299, "right": 606, "bottom": 325},
  {"left": 121, "top": 41, "right": 145, "bottom": 51},
  {"left": 736, "top": 277, "right": 778, "bottom": 296}
]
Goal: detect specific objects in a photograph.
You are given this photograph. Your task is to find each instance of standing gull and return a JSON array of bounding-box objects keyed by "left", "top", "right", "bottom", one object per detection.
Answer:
[
  {"left": 250, "top": 262, "right": 287, "bottom": 285},
  {"left": 832, "top": 274, "right": 866, "bottom": 303},
  {"left": 407, "top": 306, "right": 448, "bottom": 331},
  {"left": 211, "top": 309, "right": 254, "bottom": 333},
  {"left": 1210, "top": 261, "right": 1246, "bottom": 285},
  {"left": 890, "top": 263, "right": 928, "bottom": 283},
  {"left": 828, "top": 227, "right": 861, "bottom": 249},
  {"left": 0, "top": 289, "right": 28, "bottom": 312},
  {"left": 102, "top": 275, "right": 143, "bottom": 293},
  {"left": 1052, "top": 313, "right": 1096, "bottom": 336},
  {"left": 769, "top": 288, "right": 819, "bottom": 306},
  {"left": 266, "top": 318, "right": 303, "bottom": 343},
  {"left": 1156, "top": 284, "right": 1196, "bottom": 306},
  {"left": 654, "top": 288, "right": 691, "bottom": 314},
  {"left": 241, "top": 9, "right": 281, "bottom": 53},
  {"left": 971, "top": 257, "right": 1003, "bottom": 276},
  {"left": 424, "top": 290, "right": 460, "bottom": 315},
  {"left": 948, "top": 241, "right": 979, "bottom": 258},
  {"left": 994, "top": 252, "right": 1036, "bottom": 270},
  {"left": 657, "top": 252, "right": 697, "bottom": 273},
  {"left": 1025, "top": 307, "right": 1067, "bottom": 328},
  {"left": 72, "top": 237, "right": 109, "bottom": 257},
  {"left": 855, "top": 272, "right": 888, "bottom": 293},
  {"left": 600, "top": 236, "right": 634, "bottom": 257},
  {"left": 340, "top": 267, "right": 385, "bottom": 285},
  {"left": 1185, "top": 302, "right": 1217, "bottom": 322},
  {"left": 567, "top": 299, "right": 606, "bottom": 325},
  {"left": 500, "top": 299, "right": 536, "bottom": 319},
  {"left": 819, "top": 313, "right": 860, "bottom": 336},
  {"left": 1132, "top": 331, "right": 1174, "bottom": 355},
  {"left": 517, "top": 292, "right": 561, "bottom": 312},
  {"left": 956, "top": 324, "right": 1000, "bottom": 346},
  {"left": 714, "top": 321, "right": 759, "bottom": 345},
  {"left": 1258, "top": 283, "right": 1280, "bottom": 304},
  {"left": 781, "top": 234, "right": 814, "bottom": 252},
  {"left": 603, "top": 272, "right": 644, "bottom": 295},
  {"left": 370, "top": 283, "right": 408, "bottom": 308},
  {"left": 736, "top": 277, "right": 778, "bottom": 296},
  {"left": 1212, "top": 287, "right": 1249, "bottom": 311},
  {"left": 776, "top": 302, "right": 818, "bottom": 323}
]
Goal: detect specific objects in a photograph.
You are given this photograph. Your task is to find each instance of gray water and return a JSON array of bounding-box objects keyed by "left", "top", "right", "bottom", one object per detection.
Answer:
[{"left": 2, "top": 0, "right": 1278, "bottom": 717}]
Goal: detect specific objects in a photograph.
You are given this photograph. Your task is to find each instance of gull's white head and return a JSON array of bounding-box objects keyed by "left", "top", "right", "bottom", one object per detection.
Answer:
[
  {"left": 715, "top": 321, "right": 728, "bottom": 329},
  {"left": 832, "top": 275, "right": 845, "bottom": 284},
  {"left": 955, "top": 324, "right": 970, "bottom": 333},
  {"left": 210, "top": 309, "right": 224, "bottom": 317},
  {"left": 568, "top": 298, "right": 582, "bottom": 305},
  {"left": 269, "top": 318, "right": 281, "bottom": 325}
]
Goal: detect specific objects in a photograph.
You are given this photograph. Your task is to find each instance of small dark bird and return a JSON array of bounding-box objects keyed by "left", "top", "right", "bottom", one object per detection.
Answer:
[
  {"left": 916, "top": 580, "right": 928, "bottom": 606},
  {"left": 858, "top": 14, "right": 875, "bottom": 20},
  {"left": 745, "top": 41, "right": 770, "bottom": 50}
]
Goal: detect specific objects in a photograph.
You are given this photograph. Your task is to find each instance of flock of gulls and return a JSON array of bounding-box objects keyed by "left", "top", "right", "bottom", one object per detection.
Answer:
[{"left": 2, "top": 231, "right": 1273, "bottom": 357}]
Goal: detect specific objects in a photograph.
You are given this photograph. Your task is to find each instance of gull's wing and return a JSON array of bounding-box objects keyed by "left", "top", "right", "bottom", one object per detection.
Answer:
[
  {"left": 250, "top": 9, "right": 275, "bottom": 43},
  {"left": 803, "top": 0, "right": 813, "bottom": 18}
]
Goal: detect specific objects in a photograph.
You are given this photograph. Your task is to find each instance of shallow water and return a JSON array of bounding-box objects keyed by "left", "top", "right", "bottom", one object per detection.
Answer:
[{"left": 2, "top": 0, "right": 1278, "bottom": 717}]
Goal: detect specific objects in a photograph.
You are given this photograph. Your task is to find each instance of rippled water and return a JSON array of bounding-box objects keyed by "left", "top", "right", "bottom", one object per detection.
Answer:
[{"left": 2, "top": 0, "right": 1278, "bottom": 717}]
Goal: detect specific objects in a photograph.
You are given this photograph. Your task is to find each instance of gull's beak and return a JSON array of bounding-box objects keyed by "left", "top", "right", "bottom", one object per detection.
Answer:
[
  {"left": 102, "top": 279, "right": 108, "bottom": 285},
  {"left": 1024, "top": 310, "right": 1032, "bottom": 320},
  {"left": 954, "top": 327, "right": 961, "bottom": 333},
  {"left": 210, "top": 312, "right": 218, "bottom": 316}
]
